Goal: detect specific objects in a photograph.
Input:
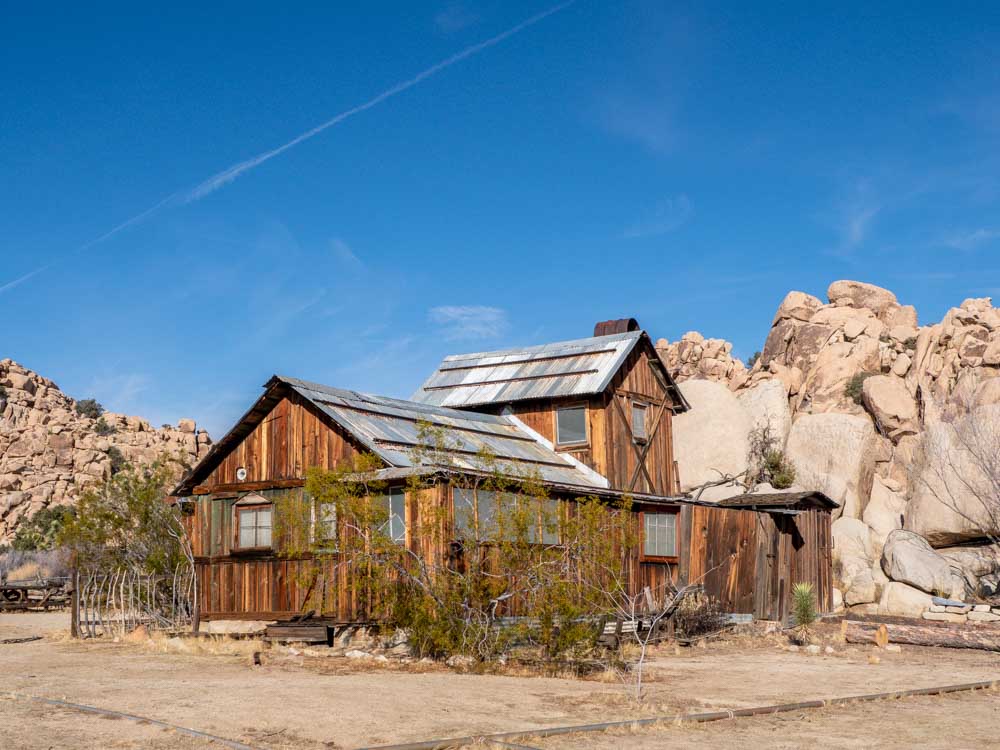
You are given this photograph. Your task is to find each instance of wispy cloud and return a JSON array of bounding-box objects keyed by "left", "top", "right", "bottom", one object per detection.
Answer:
[
  {"left": 599, "top": 95, "right": 677, "bottom": 155},
  {"left": 331, "top": 238, "right": 364, "bottom": 268},
  {"left": 181, "top": 1, "right": 575, "bottom": 202},
  {"left": 435, "top": 3, "right": 480, "bottom": 34},
  {"left": 0, "top": 1, "right": 576, "bottom": 297},
  {"left": 429, "top": 305, "right": 508, "bottom": 340},
  {"left": 826, "top": 179, "right": 882, "bottom": 256},
  {"left": 87, "top": 371, "right": 151, "bottom": 412},
  {"left": 624, "top": 194, "right": 693, "bottom": 238},
  {"left": 942, "top": 228, "right": 1000, "bottom": 251}
]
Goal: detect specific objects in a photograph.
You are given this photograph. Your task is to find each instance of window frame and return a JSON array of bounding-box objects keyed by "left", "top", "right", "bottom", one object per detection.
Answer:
[
  {"left": 554, "top": 403, "right": 588, "bottom": 448},
  {"left": 452, "top": 487, "right": 562, "bottom": 546},
  {"left": 631, "top": 400, "right": 648, "bottom": 443},
  {"left": 639, "top": 508, "right": 679, "bottom": 563},
  {"left": 233, "top": 503, "right": 274, "bottom": 552},
  {"left": 380, "top": 488, "right": 407, "bottom": 546}
]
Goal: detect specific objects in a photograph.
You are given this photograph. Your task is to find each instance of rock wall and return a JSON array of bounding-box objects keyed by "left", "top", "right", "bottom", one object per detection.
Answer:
[
  {"left": 0, "top": 359, "right": 211, "bottom": 543},
  {"left": 657, "top": 281, "right": 1000, "bottom": 615}
]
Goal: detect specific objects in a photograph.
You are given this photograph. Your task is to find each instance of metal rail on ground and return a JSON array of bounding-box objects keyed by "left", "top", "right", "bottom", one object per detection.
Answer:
[
  {"left": 4, "top": 691, "right": 262, "bottom": 750},
  {"left": 354, "top": 679, "right": 1000, "bottom": 750}
]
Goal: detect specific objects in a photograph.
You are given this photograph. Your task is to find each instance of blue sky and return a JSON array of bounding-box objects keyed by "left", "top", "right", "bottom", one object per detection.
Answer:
[{"left": 3, "top": 1, "right": 999, "bottom": 436}]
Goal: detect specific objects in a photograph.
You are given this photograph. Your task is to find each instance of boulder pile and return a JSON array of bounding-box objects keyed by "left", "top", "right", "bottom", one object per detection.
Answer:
[
  {"left": 658, "top": 280, "right": 1000, "bottom": 617},
  {"left": 0, "top": 359, "right": 211, "bottom": 542}
]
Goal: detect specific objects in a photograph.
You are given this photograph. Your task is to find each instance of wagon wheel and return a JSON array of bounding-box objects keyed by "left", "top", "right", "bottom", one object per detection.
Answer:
[{"left": 1, "top": 588, "right": 26, "bottom": 603}]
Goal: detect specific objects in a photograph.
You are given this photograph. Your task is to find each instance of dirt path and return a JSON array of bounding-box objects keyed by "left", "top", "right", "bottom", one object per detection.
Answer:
[{"left": 3, "top": 612, "right": 1000, "bottom": 749}]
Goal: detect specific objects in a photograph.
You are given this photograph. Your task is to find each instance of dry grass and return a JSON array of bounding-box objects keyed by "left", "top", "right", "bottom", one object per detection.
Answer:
[{"left": 0, "top": 549, "right": 69, "bottom": 581}]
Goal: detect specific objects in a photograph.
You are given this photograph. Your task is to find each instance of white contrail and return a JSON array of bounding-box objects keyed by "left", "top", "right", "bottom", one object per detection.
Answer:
[
  {"left": 0, "top": 1, "right": 575, "bottom": 296},
  {"left": 184, "top": 0, "right": 575, "bottom": 201}
]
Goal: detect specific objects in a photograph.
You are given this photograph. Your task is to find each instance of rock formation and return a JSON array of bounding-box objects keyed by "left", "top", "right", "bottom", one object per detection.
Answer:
[
  {"left": 0, "top": 359, "right": 211, "bottom": 543},
  {"left": 658, "top": 280, "right": 1000, "bottom": 616}
]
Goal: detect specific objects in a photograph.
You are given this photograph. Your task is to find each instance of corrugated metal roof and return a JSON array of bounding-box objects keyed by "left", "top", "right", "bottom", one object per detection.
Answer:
[
  {"left": 279, "top": 376, "right": 606, "bottom": 489},
  {"left": 411, "top": 331, "right": 645, "bottom": 408}
]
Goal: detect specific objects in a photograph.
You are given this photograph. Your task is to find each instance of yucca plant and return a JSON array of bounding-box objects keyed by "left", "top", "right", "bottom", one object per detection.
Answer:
[{"left": 790, "top": 582, "right": 817, "bottom": 644}]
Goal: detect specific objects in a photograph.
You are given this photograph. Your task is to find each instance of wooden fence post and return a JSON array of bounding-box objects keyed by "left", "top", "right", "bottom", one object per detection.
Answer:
[{"left": 70, "top": 569, "right": 80, "bottom": 639}]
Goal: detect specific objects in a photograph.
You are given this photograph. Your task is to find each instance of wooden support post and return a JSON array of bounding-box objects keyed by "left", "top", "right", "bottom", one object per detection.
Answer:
[{"left": 70, "top": 569, "right": 80, "bottom": 639}]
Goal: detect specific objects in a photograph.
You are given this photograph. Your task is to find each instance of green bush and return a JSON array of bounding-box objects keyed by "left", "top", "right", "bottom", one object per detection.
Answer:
[
  {"left": 12, "top": 505, "right": 76, "bottom": 552},
  {"left": 75, "top": 398, "right": 104, "bottom": 419},
  {"left": 107, "top": 446, "right": 126, "bottom": 475},
  {"left": 844, "top": 371, "right": 875, "bottom": 405},
  {"left": 745, "top": 351, "right": 761, "bottom": 369},
  {"left": 792, "top": 582, "right": 817, "bottom": 628},
  {"left": 764, "top": 450, "right": 797, "bottom": 489},
  {"left": 0, "top": 385, "right": 7, "bottom": 401},
  {"left": 94, "top": 417, "right": 116, "bottom": 436},
  {"left": 903, "top": 336, "right": 918, "bottom": 351}
]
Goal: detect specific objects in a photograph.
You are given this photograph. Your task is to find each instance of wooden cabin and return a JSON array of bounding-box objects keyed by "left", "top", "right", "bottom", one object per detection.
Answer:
[{"left": 171, "top": 320, "right": 833, "bottom": 624}]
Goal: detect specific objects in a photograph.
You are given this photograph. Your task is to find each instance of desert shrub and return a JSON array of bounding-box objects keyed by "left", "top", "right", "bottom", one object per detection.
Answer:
[
  {"left": 844, "top": 371, "right": 875, "bottom": 405},
  {"left": 673, "top": 595, "right": 728, "bottom": 638},
  {"left": 94, "top": 417, "right": 116, "bottom": 436},
  {"left": 75, "top": 398, "right": 104, "bottom": 419},
  {"left": 12, "top": 505, "right": 75, "bottom": 552},
  {"left": 747, "top": 425, "right": 797, "bottom": 489},
  {"left": 903, "top": 336, "right": 918, "bottom": 351},
  {"left": 58, "top": 455, "right": 190, "bottom": 576},
  {"left": 0, "top": 548, "right": 70, "bottom": 581},
  {"left": 0, "top": 385, "right": 7, "bottom": 401},
  {"left": 291, "top": 428, "right": 638, "bottom": 663},
  {"left": 745, "top": 351, "right": 761, "bottom": 369},
  {"left": 107, "top": 446, "right": 126, "bottom": 474},
  {"left": 792, "top": 582, "right": 817, "bottom": 628}
]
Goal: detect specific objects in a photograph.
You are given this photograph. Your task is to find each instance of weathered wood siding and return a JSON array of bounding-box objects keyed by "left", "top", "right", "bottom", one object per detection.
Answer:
[
  {"left": 497, "top": 345, "right": 678, "bottom": 496},
  {"left": 202, "top": 394, "right": 362, "bottom": 490},
  {"left": 682, "top": 504, "right": 833, "bottom": 621}
]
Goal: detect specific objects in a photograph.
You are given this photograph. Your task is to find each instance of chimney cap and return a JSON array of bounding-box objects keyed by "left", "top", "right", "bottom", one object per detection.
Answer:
[{"left": 593, "top": 318, "right": 641, "bottom": 337}]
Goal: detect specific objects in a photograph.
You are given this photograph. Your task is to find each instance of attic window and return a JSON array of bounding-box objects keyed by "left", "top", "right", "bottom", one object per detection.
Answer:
[
  {"left": 632, "top": 402, "right": 648, "bottom": 442},
  {"left": 555, "top": 405, "right": 587, "bottom": 446}
]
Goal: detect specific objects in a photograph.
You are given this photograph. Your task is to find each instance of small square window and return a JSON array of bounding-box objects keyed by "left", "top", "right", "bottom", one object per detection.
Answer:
[
  {"left": 237, "top": 505, "right": 272, "bottom": 549},
  {"left": 556, "top": 405, "right": 587, "bottom": 446},
  {"left": 643, "top": 512, "right": 676, "bottom": 558},
  {"left": 632, "top": 402, "right": 648, "bottom": 441},
  {"left": 314, "top": 501, "right": 337, "bottom": 546}
]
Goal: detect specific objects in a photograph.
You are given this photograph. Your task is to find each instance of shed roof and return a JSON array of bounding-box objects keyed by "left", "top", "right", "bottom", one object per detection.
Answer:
[
  {"left": 412, "top": 330, "right": 689, "bottom": 410},
  {"left": 715, "top": 491, "right": 839, "bottom": 511},
  {"left": 173, "top": 375, "right": 610, "bottom": 495}
]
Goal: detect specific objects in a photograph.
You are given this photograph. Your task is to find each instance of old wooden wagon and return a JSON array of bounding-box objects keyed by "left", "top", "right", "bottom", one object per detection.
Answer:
[{"left": 170, "top": 319, "right": 834, "bottom": 625}]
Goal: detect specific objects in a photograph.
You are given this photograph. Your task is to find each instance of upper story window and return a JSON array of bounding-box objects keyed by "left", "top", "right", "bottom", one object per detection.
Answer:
[
  {"left": 313, "top": 499, "right": 337, "bottom": 548},
  {"left": 380, "top": 488, "right": 406, "bottom": 545},
  {"left": 632, "top": 402, "right": 648, "bottom": 442},
  {"left": 237, "top": 504, "right": 273, "bottom": 549},
  {"left": 643, "top": 511, "right": 677, "bottom": 558},
  {"left": 555, "top": 405, "right": 587, "bottom": 446}
]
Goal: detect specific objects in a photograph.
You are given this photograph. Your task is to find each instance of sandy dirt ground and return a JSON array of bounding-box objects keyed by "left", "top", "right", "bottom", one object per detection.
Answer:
[{"left": 2, "top": 611, "right": 1000, "bottom": 749}]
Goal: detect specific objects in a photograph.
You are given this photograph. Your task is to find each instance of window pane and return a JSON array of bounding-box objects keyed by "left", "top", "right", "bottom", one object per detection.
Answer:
[
  {"left": 644, "top": 512, "right": 676, "bottom": 557},
  {"left": 632, "top": 403, "right": 647, "bottom": 440},
  {"left": 238, "top": 512, "right": 256, "bottom": 548},
  {"left": 477, "top": 490, "right": 497, "bottom": 539},
  {"left": 540, "top": 498, "right": 560, "bottom": 545},
  {"left": 316, "top": 503, "right": 337, "bottom": 541},
  {"left": 384, "top": 489, "right": 406, "bottom": 544},
  {"left": 453, "top": 488, "right": 475, "bottom": 538},
  {"left": 556, "top": 406, "right": 587, "bottom": 445}
]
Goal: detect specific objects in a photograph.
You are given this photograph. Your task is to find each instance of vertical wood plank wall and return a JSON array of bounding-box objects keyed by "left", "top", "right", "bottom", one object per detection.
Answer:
[
  {"left": 682, "top": 505, "right": 833, "bottom": 621},
  {"left": 203, "top": 394, "right": 362, "bottom": 488}
]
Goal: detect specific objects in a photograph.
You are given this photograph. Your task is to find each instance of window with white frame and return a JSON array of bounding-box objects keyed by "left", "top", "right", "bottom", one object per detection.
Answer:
[
  {"left": 555, "top": 405, "right": 587, "bottom": 446},
  {"left": 632, "top": 401, "right": 648, "bottom": 441},
  {"left": 643, "top": 512, "right": 677, "bottom": 558},
  {"left": 237, "top": 504, "right": 273, "bottom": 549},
  {"left": 380, "top": 488, "right": 406, "bottom": 545}
]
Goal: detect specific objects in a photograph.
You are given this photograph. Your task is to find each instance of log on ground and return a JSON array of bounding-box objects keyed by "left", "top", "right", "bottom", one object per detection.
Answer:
[{"left": 843, "top": 619, "right": 1000, "bottom": 653}]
